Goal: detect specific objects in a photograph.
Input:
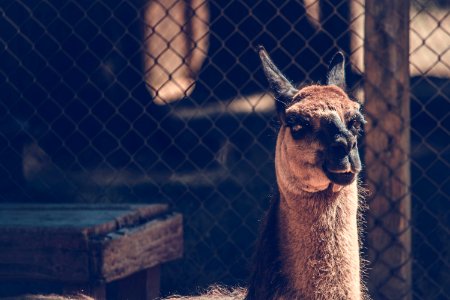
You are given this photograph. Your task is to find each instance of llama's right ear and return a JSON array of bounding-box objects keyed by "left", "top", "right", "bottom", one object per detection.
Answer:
[{"left": 258, "top": 46, "right": 297, "bottom": 122}]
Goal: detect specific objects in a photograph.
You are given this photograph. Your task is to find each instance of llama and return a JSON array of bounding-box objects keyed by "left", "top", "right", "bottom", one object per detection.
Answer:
[
  {"left": 244, "top": 47, "right": 367, "bottom": 300},
  {"left": 18, "top": 48, "right": 367, "bottom": 300},
  {"left": 167, "top": 47, "right": 367, "bottom": 300}
]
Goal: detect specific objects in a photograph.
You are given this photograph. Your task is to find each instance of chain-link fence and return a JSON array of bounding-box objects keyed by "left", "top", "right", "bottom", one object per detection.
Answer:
[
  {"left": 409, "top": 1, "right": 449, "bottom": 298},
  {"left": 0, "top": 0, "right": 448, "bottom": 299}
]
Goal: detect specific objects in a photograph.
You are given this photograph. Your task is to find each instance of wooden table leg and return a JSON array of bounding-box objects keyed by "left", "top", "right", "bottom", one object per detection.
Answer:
[
  {"left": 145, "top": 265, "right": 161, "bottom": 300},
  {"left": 62, "top": 283, "right": 106, "bottom": 300},
  {"left": 90, "top": 284, "right": 106, "bottom": 300},
  {"left": 107, "top": 265, "right": 161, "bottom": 300}
]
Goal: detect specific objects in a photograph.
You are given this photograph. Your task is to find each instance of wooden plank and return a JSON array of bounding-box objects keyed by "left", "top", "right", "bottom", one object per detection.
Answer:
[
  {"left": 0, "top": 204, "right": 168, "bottom": 236},
  {"left": 94, "top": 213, "right": 183, "bottom": 282},
  {"left": 0, "top": 249, "right": 90, "bottom": 282},
  {"left": 0, "top": 231, "right": 90, "bottom": 282},
  {"left": 0, "top": 231, "right": 87, "bottom": 250},
  {"left": 364, "top": 1, "right": 411, "bottom": 299},
  {"left": 0, "top": 204, "right": 173, "bottom": 283}
]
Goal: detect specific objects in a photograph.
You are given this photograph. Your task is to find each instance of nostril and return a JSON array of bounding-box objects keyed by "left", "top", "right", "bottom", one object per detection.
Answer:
[
  {"left": 350, "top": 140, "right": 357, "bottom": 150},
  {"left": 331, "top": 142, "right": 348, "bottom": 157}
]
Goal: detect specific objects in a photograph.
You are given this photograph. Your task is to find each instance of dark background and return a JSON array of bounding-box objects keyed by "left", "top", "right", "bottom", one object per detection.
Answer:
[{"left": 0, "top": 0, "right": 448, "bottom": 298}]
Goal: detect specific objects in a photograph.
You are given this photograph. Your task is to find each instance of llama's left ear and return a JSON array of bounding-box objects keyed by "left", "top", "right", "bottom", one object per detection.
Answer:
[
  {"left": 258, "top": 46, "right": 298, "bottom": 122},
  {"left": 327, "top": 51, "right": 346, "bottom": 90}
]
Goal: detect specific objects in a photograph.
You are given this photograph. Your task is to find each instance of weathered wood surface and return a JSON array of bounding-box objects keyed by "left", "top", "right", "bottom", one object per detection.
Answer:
[
  {"left": 0, "top": 204, "right": 167, "bottom": 233},
  {"left": 93, "top": 213, "right": 183, "bottom": 282},
  {"left": 0, "top": 204, "right": 183, "bottom": 286},
  {"left": 364, "top": 0, "right": 411, "bottom": 299}
]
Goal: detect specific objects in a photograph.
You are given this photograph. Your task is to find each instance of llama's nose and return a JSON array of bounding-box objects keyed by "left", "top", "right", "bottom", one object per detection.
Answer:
[{"left": 330, "top": 137, "right": 355, "bottom": 157}]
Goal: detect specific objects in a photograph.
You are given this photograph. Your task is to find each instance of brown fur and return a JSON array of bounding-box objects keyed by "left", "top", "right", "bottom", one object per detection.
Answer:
[
  {"left": 164, "top": 286, "right": 246, "bottom": 300},
  {"left": 277, "top": 85, "right": 360, "bottom": 194},
  {"left": 278, "top": 184, "right": 361, "bottom": 299},
  {"left": 163, "top": 50, "right": 367, "bottom": 300},
  {"left": 246, "top": 45, "right": 368, "bottom": 299},
  {"left": 245, "top": 82, "right": 367, "bottom": 299}
]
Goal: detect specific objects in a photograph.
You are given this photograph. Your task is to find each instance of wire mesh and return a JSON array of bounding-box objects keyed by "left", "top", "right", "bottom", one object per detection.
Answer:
[
  {"left": 409, "top": 0, "right": 450, "bottom": 298},
  {"left": 0, "top": 0, "right": 448, "bottom": 299}
]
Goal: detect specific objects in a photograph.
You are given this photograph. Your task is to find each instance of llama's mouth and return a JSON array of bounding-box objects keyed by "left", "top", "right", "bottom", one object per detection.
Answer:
[{"left": 323, "top": 168, "right": 357, "bottom": 185}]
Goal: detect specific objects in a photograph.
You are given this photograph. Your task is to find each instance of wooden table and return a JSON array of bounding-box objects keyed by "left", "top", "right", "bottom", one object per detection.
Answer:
[{"left": 0, "top": 204, "right": 183, "bottom": 299}]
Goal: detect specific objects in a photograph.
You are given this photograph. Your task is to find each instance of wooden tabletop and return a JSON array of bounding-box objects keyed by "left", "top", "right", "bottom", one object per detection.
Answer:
[
  {"left": 0, "top": 204, "right": 169, "bottom": 235},
  {"left": 0, "top": 203, "right": 183, "bottom": 283}
]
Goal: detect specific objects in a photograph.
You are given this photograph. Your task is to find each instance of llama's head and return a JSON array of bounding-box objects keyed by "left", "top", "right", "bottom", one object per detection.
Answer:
[{"left": 259, "top": 46, "right": 365, "bottom": 194}]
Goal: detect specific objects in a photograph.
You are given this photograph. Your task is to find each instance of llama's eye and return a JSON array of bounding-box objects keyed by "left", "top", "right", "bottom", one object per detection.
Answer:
[
  {"left": 292, "top": 124, "right": 303, "bottom": 132},
  {"left": 348, "top": 119, "right": 363, "bottom": 135},
  {"left": 286, "top": 114, "right": 310, "bottom": 139},
  {"left": 350, "top": 120, "right": 360, "bottom": 130},
  {"left": 289, "top": 122, "right": 310, "bottom": 139}
]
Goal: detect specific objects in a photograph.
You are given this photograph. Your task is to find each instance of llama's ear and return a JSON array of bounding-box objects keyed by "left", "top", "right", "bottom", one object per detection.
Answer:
[
  {"left": 327, "top": 51, "right": 346, "bottom": 90},
  {"left": 258, "top": 46, "right": 297, "bottom": 121}
]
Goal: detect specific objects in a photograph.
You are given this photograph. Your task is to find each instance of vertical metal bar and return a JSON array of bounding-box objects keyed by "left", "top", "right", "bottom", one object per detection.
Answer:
[{"left": 364, "top": 0, "right": 411, "bottom": 299}]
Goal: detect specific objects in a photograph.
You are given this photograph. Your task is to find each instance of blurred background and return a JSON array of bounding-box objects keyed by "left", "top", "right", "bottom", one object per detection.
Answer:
[{"left": 0, "top": 0, "right": 448, "bottom": 299}]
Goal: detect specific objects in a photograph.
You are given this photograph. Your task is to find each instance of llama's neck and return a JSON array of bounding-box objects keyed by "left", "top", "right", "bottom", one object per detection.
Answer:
[
  {"left": 246, "top": 184, "right": 363, "bottom": 300},
  {"left": 278, "top": 184, "right": 362, "bottom": 299}
]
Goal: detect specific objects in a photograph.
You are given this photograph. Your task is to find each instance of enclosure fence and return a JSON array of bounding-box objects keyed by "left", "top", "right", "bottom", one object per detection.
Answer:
[{"left": 0, "top": 0, "right": 448, "bottom": 299}]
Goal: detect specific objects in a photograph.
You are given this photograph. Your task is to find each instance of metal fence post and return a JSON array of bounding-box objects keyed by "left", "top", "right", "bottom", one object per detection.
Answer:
[{"left": 364, "top": 0, "right": 412, "bottom": 299}]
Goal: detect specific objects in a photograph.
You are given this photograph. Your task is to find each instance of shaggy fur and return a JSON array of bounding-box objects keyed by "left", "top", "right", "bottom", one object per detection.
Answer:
[
  {"left": 167, "top": 49, "right": 368, "bottom": 300},
  {"left": 165, "top": 286, "right": 246, "bottom": 300},
  {"left": 246, "top": 184, "right": 363, "bottom": 300},
  {"left": 245, "top": 49, "right": 367, "bottom": 300}
]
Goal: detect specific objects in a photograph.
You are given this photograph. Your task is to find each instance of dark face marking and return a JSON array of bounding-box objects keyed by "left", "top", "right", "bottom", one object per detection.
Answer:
[
  {"left": 346, "top": 111, "right": 365, "bottom": 136},
  {"left": 258, "top": 47, "right": 364, "bottom": 191},
  {"left": 285, "top": 110, "right": 364, "bottom": 186},
  {"left": 258, "top": 46, "right": 298, "bottom": 121},
  {"left": 327, "top": 51, "right": 346, "bottom": 90},
  {"left": 319, "top": 113, "right": 363, "bottom": 185},
  {"left": 285, "top": 113, "right": 312, "bottom": 140}
]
